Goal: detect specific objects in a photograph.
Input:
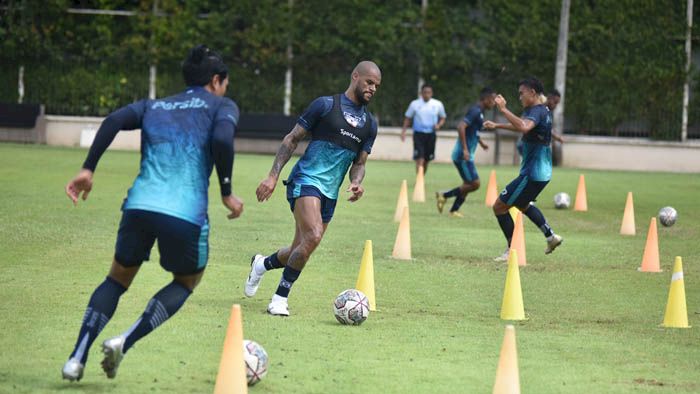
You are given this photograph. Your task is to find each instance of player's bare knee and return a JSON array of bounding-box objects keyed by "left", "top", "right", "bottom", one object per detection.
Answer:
[{"left": 472, "top": 179, "right": 481, "bottom": 190}]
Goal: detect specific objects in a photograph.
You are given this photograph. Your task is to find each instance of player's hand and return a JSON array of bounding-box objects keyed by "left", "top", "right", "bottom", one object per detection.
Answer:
[
  {"left": 463, "top": 151, "right": 470, "bottom": 161},
  {"left": 222, "top": 194, "right": 244, "bottom": 219},
  {"left": 494, "top": 95, "right": 507, "bottom": 110},
  {"left": 347, "top": 183, "right": 364, "bottom": 202},
  {"left": 65, "top": 169, "right": 94, "bottom": 205},
  {"left": 480, "top": 142, "right": 489, "bottom": 151},
  {"left": 256, "top": 176, "right": 277, "bottom": 202},
  {"left": 483, "top": 120, "right": 496, "bottom": 129},
  {"left": 400, "top": 130, "right": 406, "bottom": 142}
]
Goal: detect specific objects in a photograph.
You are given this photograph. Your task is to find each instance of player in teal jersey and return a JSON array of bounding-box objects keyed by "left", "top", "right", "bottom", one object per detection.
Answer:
[
  {"left": 484, "top": 77, "right": 563, "bottom": 261},
  {"left": 246, "top": 61, "right": 381, "bottom": 317},
  {"left": 62, "top": 45, "right": 243, "bottom": 382}
]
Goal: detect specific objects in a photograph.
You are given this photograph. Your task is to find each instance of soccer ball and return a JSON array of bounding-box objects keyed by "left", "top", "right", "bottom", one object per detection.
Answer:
[
  {"left": 243, "top": 340, "right": 268, "bottom": 386},
  {"left": 658, "top": 206, "right": 677, "bottom": 227},
  {"left": 333, "top": 289, "right": 370, "bottom": 325},
  {"left": 553, "top": 192, "right": 571, "bottom": 209}
]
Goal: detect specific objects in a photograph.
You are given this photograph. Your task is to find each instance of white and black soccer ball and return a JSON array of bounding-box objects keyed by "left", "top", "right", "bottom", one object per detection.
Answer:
[
  {"left": 243, "top": 340, "right": 268, "bottom": 386},
  {"left": 333, "top": 289, "right": 370, "bottom": 325},
  {"left": 658, "top": 206, "right": 678, "bottom": 227},
  {"left": 553, "top": 192, "right": 571, "bottom": 209}
]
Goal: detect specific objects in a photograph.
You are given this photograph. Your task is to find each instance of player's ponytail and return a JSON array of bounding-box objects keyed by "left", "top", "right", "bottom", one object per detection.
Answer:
[{"left": 182, "top": 44, "right": 229, "bottom": 87}]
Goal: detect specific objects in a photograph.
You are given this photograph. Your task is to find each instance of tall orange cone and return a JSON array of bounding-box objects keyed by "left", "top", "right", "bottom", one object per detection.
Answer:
[
  {"left": 662, "top": 256, "right": 690, "bottom": 328},
  {"left": 392, "top": 207, "right": 411, "bottom": 260},
  {"left": 355, "top": 240, "right": 377, "bottom": 311},
  {"left": 394, "top": 180, "right": 409, "bottom": 222},
  {"left": 638, "top": 217, "right": 662, "bottom": 272},
  {"left": 500, "top": 249, "right": 526, "bottom": 320},
  {"left": 485, "top": 170, "right": 499, "bottom": 207},
  {"left": 574, "top": 174, "right": 587, "bottom": 211},
  {"left": 510, "top": 212, "right": 527, "bottom": 267},
  {"left": 214, "top": 305, "right": 248, "bottom": 394},
  {"left": 619, "top": 192, "right": 635, "bottom": 235},
  {"left": 492, "top": 325, "right": 521, "bottom": 394},
  {"left": 412, "top": 166, "right": 426, "bottom": 202}
]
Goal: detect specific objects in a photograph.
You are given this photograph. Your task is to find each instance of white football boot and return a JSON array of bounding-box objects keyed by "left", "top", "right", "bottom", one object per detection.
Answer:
[
  {"left": 267, "top": 294, "right": 290, "bottom": 316},
  {"left": 62, "top": 358, "right": 84, "bottom": 382},
  {"left": 245, "top": 254, "right": 266, "bottom": 297},
  {"left": 101, "top": 336, "right": 125, "bottom": 379},
  {"left": 494, "top": 248, "right": 510, "bottom": 262},
  {"left": 545, "top": 234, "right": 563, "bottom": 254}
]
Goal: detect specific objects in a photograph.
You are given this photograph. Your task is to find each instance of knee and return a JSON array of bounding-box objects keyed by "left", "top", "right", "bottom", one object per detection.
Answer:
[
  {"left": 492, "top": 200, "right": 508, "bottom": 215},
  {"left": 472, "top": 180, "right": 481, "bottom": 190},
  {"left": 304, "top": 227, "right": 324, "bottom": 249}
]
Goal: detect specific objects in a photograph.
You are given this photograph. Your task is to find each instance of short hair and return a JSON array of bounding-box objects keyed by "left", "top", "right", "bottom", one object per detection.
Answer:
[
  {"left": 421, "top": 84, "right": 433, "bottom": 91},
  {"left": 518, "top": 77, "right": 544, "bottom": 95},
  {"left": 479, "top": 87, "right": 495, "bottom": 100},
  {"left": 548, "top": 89, "right": 561, "bottom": 98},
  {"left": 182, "top": 45, "right": 228, "bottom": 87}
]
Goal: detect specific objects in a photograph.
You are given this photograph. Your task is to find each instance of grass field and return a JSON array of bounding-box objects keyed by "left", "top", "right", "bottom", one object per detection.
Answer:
[{"left": 1, "top": 143, "right": 699, "bottom": 393}]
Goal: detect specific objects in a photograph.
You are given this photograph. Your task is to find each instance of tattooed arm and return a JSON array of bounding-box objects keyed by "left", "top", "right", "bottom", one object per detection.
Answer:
[
  {"left": 256, "top": 124, "right": 310, "bottom": 202},
  {"left": 346, "top": 151, "right": 369, "bottom": 202}
]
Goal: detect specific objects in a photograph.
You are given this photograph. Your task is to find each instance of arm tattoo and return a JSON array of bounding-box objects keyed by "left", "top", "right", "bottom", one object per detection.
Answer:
[
  {"left": 269, "top": 125, "right": 309, "bottom": 178},
  {"left": 349, "top": 152, "right": 368, "bottom": 184}
]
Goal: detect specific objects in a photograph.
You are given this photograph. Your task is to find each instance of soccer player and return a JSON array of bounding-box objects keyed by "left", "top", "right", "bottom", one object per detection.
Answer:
[
  {"left": 436, "top": 87, "right": 496, "bottom": 217},
  {"left": 516, "top": 89, "right": 564, "bottom": 156},
  {"left": 61, "top": 45, "right": 243, "bottom": 381},
  {"left": 247, "top": 61, "right": 381, "bottom": 316},
  {"left": 400, "top": 84, "right": 446, "bottom": 174},
  {"left": 483, "top": 78, "right": 563, "bottom": 261}
]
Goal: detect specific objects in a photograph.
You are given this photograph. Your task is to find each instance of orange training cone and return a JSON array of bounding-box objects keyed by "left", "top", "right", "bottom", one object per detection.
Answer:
[
  {"left": 394, "top": 180, "right": 409, "bottom": 222},
  {"left": 500, "top": 249, "right": 525, "bottom": 320},
  {"left": 492, "top": 325, "right": 521, "bottom": 394},
  {"left": 510, "top": 212, "right": 527, "bottom": 267},
  {"left": 413, "top": 166, "right": 426, "bottom": 202},
  {"left": 214, "top": 305, "right": 248, "bottom": 394},
  {"left": 574, "top": 174, "right": 587, "bottom": 211},
  {"left": 620, "top": 192, "right": 635, "bottom": 235},
  {"left": 355, "top": 240, "right": 377, "bottom": 311},
  {"left": 638, "top": 217, "right": 662, "bottom": 273},
  {"left": 392, "top": 207, "right": 411, "bottom": 260},
  {"left": 485, "top": 170, "right": 499, "bottom": 207},
  {"left": 662, "top": 256, "right": 690, "bottom": 328}
]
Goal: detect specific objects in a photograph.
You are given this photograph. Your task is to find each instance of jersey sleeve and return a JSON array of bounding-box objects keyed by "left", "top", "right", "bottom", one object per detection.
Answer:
[
  {"left": 404, "top": 101, "right": 416, "bottom": 118},
  {"left": 215, "top": 98, "right": 240, "bottom": 126},
  {"left": 361, "top": 115, "right": 378, "bottom": 154},
  {"left": 463, "top": 106, "right": 479, "bottom": 125},
  {"left": 126, "top": 99, "right": 147, "bottom": 125},
  {"left": 297, "top": 96, "right": 332, "bottom": 131},
  {"left": 524, "top": 106, "right": 545, "bottom": 126}
]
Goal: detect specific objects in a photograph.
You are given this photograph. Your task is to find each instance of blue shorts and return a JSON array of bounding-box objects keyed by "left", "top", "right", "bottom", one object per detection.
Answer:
[
  {"left": 115, "top": 209, "right": 209, "bottom": 275},
  {"left": 499, "top": 175, "right": 549, "bottom": 208},
  {"left": 453, "top": 160, "right": 479, "bottom": 182},
  {"left": 286, "top": 182, "right": 337, "bottom": 223}
]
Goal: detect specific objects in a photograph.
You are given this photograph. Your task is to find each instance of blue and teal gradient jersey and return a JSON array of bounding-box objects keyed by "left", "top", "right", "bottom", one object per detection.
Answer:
[
  {"left": 122, "top": 87, "right": 239, "bottom": 226},
  {"left": 520, "top": 104, "right": 552, "bottom": 181},
  {"left": 452, "top": 104, "right": 484, "bottom": 162},
  {"left": 288, "top": 94, "right": 377, "bottom": 199}
]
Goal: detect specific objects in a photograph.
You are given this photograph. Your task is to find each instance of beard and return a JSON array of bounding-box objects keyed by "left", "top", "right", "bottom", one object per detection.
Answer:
[{"left": 355, "top": 85, "right": 370, "bottom": 105}]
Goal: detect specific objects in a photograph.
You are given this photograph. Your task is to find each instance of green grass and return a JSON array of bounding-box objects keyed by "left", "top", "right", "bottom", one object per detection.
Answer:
[{"left": 1, "top": 143, "right": 699, "bottom": 393}]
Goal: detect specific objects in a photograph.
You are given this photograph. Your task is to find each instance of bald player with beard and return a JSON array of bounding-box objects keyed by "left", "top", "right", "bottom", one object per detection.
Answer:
[{"left": 245, "top": 61, "right": 381, "bottom": 316}]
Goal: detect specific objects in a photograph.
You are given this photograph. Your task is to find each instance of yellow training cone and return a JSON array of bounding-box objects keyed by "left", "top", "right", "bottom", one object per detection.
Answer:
[
  {"left": 500, "top": 249, "right": 526, "bottom": 320},
  {"left": 492, "top": 325, "right": 521, "bottom": 394},
  {"left": 394, "top": 180, "right": 409, "bottom": 222},
  {"left": 620, "top": 192, "right": 635, "bottom": 235},
  {"left": 510, "top": 212, "right": 527, "bottom": 267},
  {"left": 392, "top": 207, "right": 412, "bottom": 260},
  {"left": 413, "top": 166, "right": 426, "bottom": 202},
  {"left": 485, "top": 170, "right": 499, "bottom": 207},
  {"left": 508, "top": 207, "right": 518, "bottom": 223},
  {"left": 662, "top": 256, "right": 690, "bottom": 328},
  {"left": 214, "top": 305, "right": 248, "bottom": 394},
  {"left": 355, "top": 240, "right": 377, "bottom": 311},
  {"left": 574, "top": 174, "right": 588, "bottom": 211},
  {"left": 638, "top": 217, "right": 662, "bottom": 273}
]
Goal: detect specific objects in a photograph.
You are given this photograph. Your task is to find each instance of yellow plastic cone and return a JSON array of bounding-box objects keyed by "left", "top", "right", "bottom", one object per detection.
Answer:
[
  {"left": 355, "top": 240, "right": 377, "bottom": 311},
  {"left": 485, "top": 170, "right": 499, "bottom": 207},
  {"left": 492, "top": 325, "right": 521, "bottom": 394},
  {"left": 574, "top": 174, "right": 587, "bottom": 211},
  {"left": 638, "top": 217, "right": 662, "bottom": 273},
  {"left": 620, "top": 192, "right": 635, "bottom": 235},
  {"left": 392, "top": 207, "right": 411, "bottom": 260},
  {"left": 214, "top": 305, "right": 248, "bottom": 394},
  {"left": 510, "top": 212, "right": 527, "bottom": 267},
  {"left": 662, "top": 256, "right": 690, "bottom": 328},
  {"left": 508, "top": 207, "right": 518, "bottom": 223},
  {"left": 500, "top": 249, "right": 526, "bottom": 320},
  {"left": 394, "top": 180, "right": 409, "bottom": 222},
  {"left": 413, "top": 166, "right": 426, "bottom": 202}
]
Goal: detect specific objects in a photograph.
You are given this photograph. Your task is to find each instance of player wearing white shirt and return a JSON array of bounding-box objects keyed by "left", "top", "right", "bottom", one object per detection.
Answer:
[{"left": 401, "top": 84, "right": 446, "bottom": 174}]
